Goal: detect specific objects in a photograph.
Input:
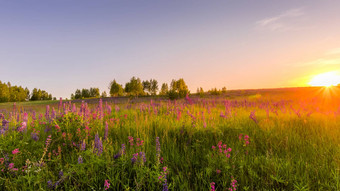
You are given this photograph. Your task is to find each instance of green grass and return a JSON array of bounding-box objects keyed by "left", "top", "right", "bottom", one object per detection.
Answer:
[{"left": 0, "top": 97, "right": 339, "bottom": 190}]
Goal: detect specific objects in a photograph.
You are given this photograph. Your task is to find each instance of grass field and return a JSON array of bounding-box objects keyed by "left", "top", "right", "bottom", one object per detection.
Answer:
[{"left": 0, "top": 88, "right": 340, "bottom": 190}]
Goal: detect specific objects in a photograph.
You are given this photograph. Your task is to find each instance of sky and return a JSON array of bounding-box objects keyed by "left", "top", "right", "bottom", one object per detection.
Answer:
[{"left": 1, "top": 0, "right": 340, "bottom": 99}]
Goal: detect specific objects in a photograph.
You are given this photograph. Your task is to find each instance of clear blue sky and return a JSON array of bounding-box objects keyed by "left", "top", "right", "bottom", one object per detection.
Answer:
[{"left": 1, "top": 0, "right": 340, "bottom": 98}]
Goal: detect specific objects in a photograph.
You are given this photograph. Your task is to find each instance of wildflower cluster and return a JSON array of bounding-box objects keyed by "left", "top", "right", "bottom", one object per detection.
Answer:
[
  {"left": 228, "top": 177, "right": 238, "bottom": 191},
  {"left": 239, "top": 134, "right": 250, "bottom": 146},
  {"left": 131, "top": 152, "right": 146, "bottom": 165},
  {"left": 158, "top": 166, "right": 168, "bottom": 191},
  {"left": 210, "top": 182, "right": 215, "bottom": 191},
  {"left": 212, "top": 141, "right": 232, "bottom": 158}
]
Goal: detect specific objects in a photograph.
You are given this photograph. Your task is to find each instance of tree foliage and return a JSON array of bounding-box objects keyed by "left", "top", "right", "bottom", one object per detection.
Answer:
[
  {"left": 159, "top": 83, "right": 169, "bottom": 96},
  {"left": 125, "top": 77, "right": 144, "bottom": 97},
  {"left": 72, "top": 87, "right": 100, "bottom": 99},
  {"left": 109, "top": 80, "right": 124, "bottom": 97},
  {"left": 168, "top": 78, "right": 189, "bottom": 99}
]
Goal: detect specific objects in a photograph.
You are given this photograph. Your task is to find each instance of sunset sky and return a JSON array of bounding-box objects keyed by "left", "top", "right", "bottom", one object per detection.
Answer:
[{"left": 1, "top": 0, "right": 340, "bottom": 98}]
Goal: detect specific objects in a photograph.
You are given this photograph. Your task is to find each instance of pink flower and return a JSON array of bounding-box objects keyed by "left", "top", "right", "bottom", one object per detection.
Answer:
[
  {"left": 12, "top": 148, "right": 20, "bottom": 155},
  {"left": 210, "top": 182, "right": 216, "bottom": 191},
  {"left": 104, "top": 179, "right": 110, "bottom": 190}
]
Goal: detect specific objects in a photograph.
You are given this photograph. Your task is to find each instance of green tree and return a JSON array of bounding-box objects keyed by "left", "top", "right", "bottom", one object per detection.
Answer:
[
  {"left": 159, "top": 83, "right": 169, "bottom": 96},
  {"left": 125, "top": 77, "right": 144, "bottom": 97},
  {"left": 150, "top": 79, "right": 158, "bottom": 95},
  {"left": 74, "top": 89, "right": 82, "bottom": 99},
  {"left": 89, "top": 87, "right": 100, "bottom": 98},
  {"left": 24, "top": 87, "right": 30, "bottom": 100},
  {"left": 81, "top": 89, "right": 90, "bottom": 98},
  {"left": 142, "top": 80, "right": 151, "bottom": 95},
  {"left": 0, "top": 81, "right": 10, "bottom": 102},
  {"left": 109, "top": 80, "right": 124, "bottom": 97},
  {"left": 168, "top": 78, "right": 189, "bottom": 99},
  {"left": 101, "top": 91, "right": 107, "bottom": 98}
]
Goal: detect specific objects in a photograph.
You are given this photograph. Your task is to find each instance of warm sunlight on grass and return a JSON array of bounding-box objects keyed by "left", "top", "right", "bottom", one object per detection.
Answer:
[{"left": 309, "top": 71, "right": 340, "bottom": 87}]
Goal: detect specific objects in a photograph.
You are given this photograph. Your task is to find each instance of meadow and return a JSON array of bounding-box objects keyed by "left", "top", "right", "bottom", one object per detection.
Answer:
[{"left": 0, "top": 88, "right": 340, "bottom": 190}]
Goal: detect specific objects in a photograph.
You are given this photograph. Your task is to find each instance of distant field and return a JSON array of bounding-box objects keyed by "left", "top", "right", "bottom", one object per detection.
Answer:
[{"left": 0, "top": 86, "right": 339, "bottom": 190}]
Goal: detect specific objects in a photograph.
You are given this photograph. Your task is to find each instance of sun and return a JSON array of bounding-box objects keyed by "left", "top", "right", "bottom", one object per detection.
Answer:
[{"left": 309, "top": 71, "right": 340, "bottom": 87}]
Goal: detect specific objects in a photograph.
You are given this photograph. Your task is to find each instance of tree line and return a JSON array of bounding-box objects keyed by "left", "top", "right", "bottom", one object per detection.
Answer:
[
  {"left": 0, "top": 81, "right": 54, "bottom": 103},
  {"left": 70, "top": 77, "right": 191, "bottom": 100}
]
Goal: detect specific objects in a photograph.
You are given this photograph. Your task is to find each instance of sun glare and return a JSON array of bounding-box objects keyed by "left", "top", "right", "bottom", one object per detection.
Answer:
[{"left": 309, "top": 71, "right": 340, "bottom": 87}]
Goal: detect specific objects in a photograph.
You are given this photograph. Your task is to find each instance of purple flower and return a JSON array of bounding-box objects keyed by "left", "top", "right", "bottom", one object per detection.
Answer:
[
  {"left": 93, "top": 134, "right": 103, "bottom": 156},
  {"left": 81, "top": 140, "right": 86, "bottom": 151},
  {"left": 31, "top": 132, "right": 39, "bottom": 141},
  {"left": 249, "top": 110, "right": 257, "bottom": 123},
  {"left": 45, "top": 105, "right": 50, "bottom": 121},
  {"left": 104, "top": 121, "right": 109, "bottom": 141},
  {"left": 131, "top": 153, "right": 138, "bottom": 164},
  {"left": 78, "top": 156, "right": 83, "bottom": 164},
  {"left": 47, "top": 180, "right": 54, "bottom": 189},
  {"left": 59, "top": 170, "right": 64, "bottom": 178}
]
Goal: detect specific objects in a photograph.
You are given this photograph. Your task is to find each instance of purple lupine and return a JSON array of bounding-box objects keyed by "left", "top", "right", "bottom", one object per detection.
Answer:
[
  {"left": 58, "top": 97, "right": 62, "bottom": 112},
  {"left": 45, "top": 105, "right": 50, "bottom": 121},
  {"left": 249, "top": 110, "right": 257, "bottom": 123},
  {"left": 31, "top": 132, "right": 39, "bottom": 141},
  {"left": 93, "top": 134, "right": 103, "bottom": 156},
  {"left": 32, "top": 111, "right": 36, "bottom": 120},
  {"left": 139, "top": 152, "right": 146, "bottom": 163},
  {"left": 104, "top": 121, "right": 109, "bottom": 141},
  {"left": 47, "top": 180, "right": 54, "bottom": 189},
  {"left": 18, "top": 121, "right": 27, "bottom": 132},
  {"left": 114, "top": 144, "right": 125, "bottom": 159},
  {"left": 78, "top": 156, "right": 83, "bottom": 164},
  {"left": 59, "top": 170, "right": 64, "bottom": 178},
  {"left": 81, "top": 140, "right": 86, "bottom": 151},
  {"left": 51, "top": 107, "right": 56, "bottom": 119},
  {"left": 131, "top": 153, "right": 138, "bottom": 164},
  {"left": 2, "top": 119, "right": 9, "bottom": 130}
]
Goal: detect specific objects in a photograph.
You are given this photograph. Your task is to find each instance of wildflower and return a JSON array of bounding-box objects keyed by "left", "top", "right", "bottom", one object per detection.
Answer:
[
  {"left": 249, "top": 110, "right": 257, "bottom": 123},
  {"left": 31, "top": 131, "right": 39, "bottom": 141},
  {"left": 210, "top": 182, "right": 216, "bottom": 191},
  {"left": 81, "top": 140, "right": 86, "bottom": 151},
  {"left": 104, "top": 179, "right": 110, "bottom": 190},
  {"left": 47, "top": 180, "right": 54, "bottom": 189},
  {"left": 12, "top": 148, "right": 20, "bottom": 155},
  {"left": 93, "top": 134, "right": 103, "bottom": 156},
  {"left": 78, "top": 156, "right": 83, "bottom": 164},
  {"left": 59, "top": 170, "right": 64, "bottom": 178},
  {"left": 216, "top": 169, "right": 221, "bottom": 174},
  {"left": 140, "top": 152, "right": 146, "bottom": 163},
  {"left": 45, "top": 105, "right": 50, "bottom": 121},
  {"left": 45, "top": 135, "right": 52, "bottom": 147},
  {"left": 128, "top": 136, "right": 134, "bottom": 146},
  {"left": 131, "top": 153, "right": 138, "bottom": 164},
  {"left": 228, "top": 177, "right": 238, "bottom": 191},
  {"left": 104, "top": 121, "right": 108, "bottom": 141}
]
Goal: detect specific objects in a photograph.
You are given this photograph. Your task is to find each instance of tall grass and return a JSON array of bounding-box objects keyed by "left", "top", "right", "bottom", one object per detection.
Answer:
[{"left": 0, "top": 97, "right": 339, "bottom": 190}]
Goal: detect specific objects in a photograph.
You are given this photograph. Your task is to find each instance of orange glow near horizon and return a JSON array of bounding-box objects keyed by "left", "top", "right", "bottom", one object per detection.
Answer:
[{"left": 308, "top": 71, "right": 340, "bottom": 87}]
